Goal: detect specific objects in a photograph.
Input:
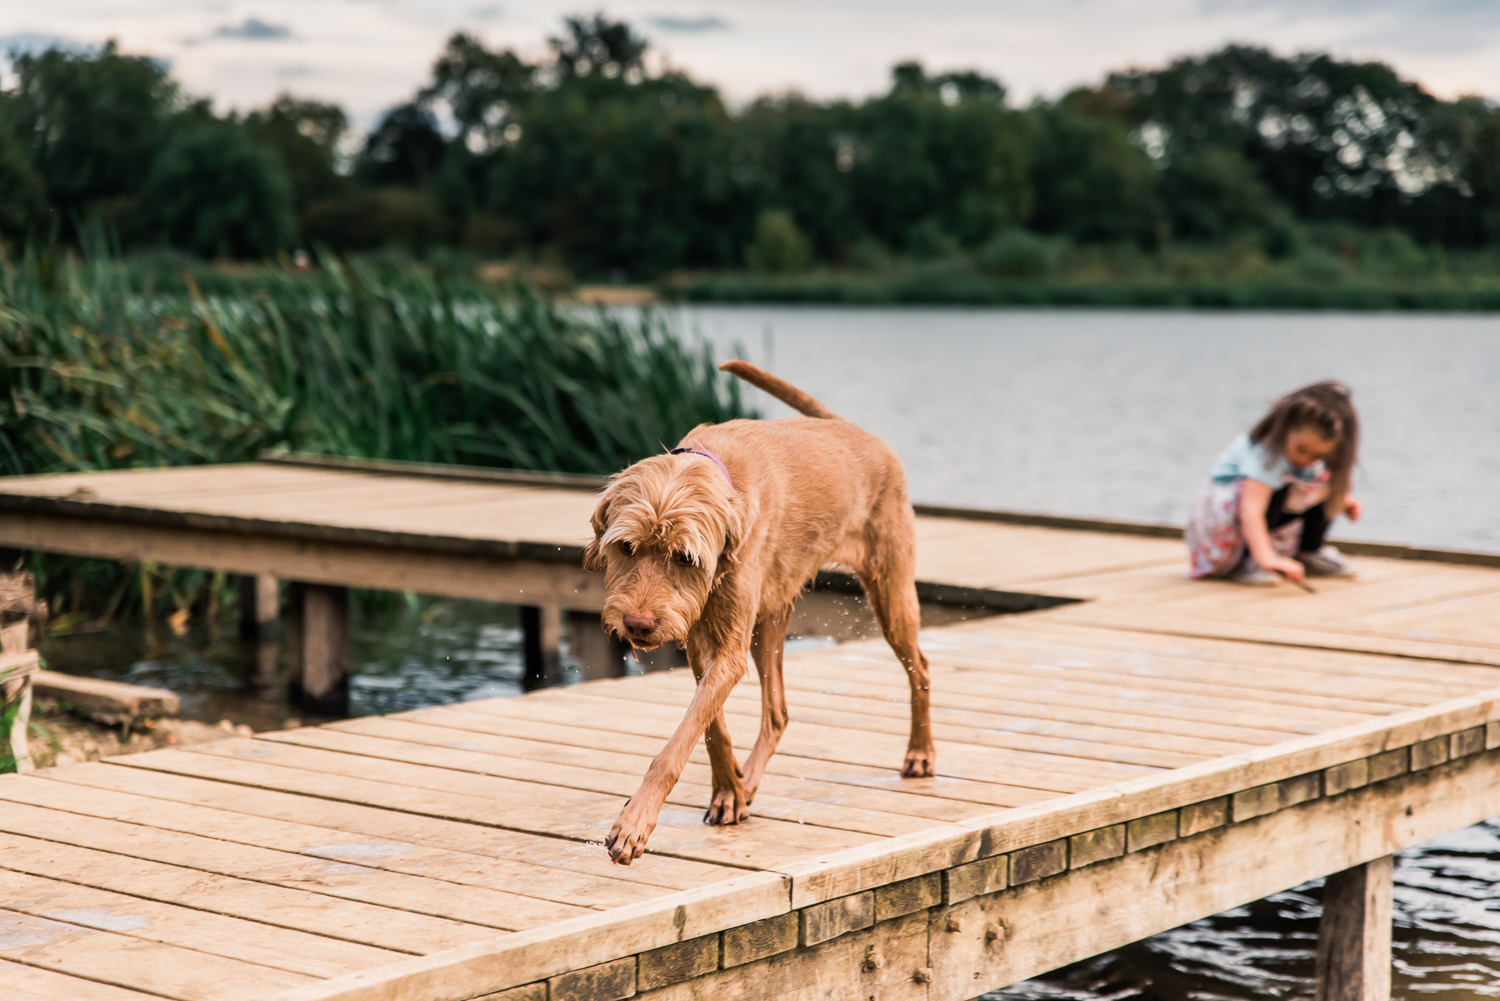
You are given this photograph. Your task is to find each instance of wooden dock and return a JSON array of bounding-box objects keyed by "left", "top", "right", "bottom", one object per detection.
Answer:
[{"left": 1, "top": 458, "right": 1499, "bottom": 1001}]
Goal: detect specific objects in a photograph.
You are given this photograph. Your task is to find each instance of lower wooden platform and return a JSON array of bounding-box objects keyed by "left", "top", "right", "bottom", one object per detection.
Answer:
[{"left": 3, "top": 510, "right": 1500, "bottom": 1000}]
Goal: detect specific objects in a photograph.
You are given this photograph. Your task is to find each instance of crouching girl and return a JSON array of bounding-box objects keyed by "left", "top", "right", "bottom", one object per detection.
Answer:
[{"left": 1186, "top": 381, "right": 1362, "bottom": 586}]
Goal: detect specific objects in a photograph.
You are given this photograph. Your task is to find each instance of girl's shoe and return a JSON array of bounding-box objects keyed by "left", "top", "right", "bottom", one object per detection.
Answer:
[
  {"left": 1228, "top": 558, "right": 1279, "bottom": 587},
  {"left": 1299, "top": 546, "right": 1357, "bottom": 577}
]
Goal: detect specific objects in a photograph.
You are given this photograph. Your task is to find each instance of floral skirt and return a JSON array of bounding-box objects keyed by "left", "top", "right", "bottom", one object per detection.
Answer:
[{"left": 1185, "top": 479, "right": 1313, "bottom": 578}]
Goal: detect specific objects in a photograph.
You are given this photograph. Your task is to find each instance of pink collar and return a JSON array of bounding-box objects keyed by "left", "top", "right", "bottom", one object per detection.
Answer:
[{"left": 670, "top": 447, "right": 733, "bottom": 489}]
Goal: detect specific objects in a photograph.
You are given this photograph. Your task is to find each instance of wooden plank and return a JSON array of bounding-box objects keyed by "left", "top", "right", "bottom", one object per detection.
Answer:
[
  {"left": 916, "top": 613, "right": 1492, "bottom": 688},
  {"left": 0, "top": 958, "right": 164, "bottom": 1000},
  {"left": 780, "top": 656, "right": 1375, "bottom": 736},
  {"left": 177, "top": 736, "right": 951, "bottom": 839},
  {"left": 530, "top": 684, "right": 1220, "bottom": 768},
  {"left": 31, "top": 670, "right": 180, "bottom": 717},
  {"left": 954, "top": 619, "right": 1495, "bottom": 695},
  {"left": 253, "top": 727, "right": 993, "bottom": 828},
  {"left": 0, "top": 792, "right": 579, "bottom": 932},
  {"left": 944, "top": 618, "right": 1494, "bottom": 701},
  {"left": 270, "top": 869, "right": 793, "bottom": 1001},
  {"left": 0, "top": 867, "right": 403, "bottom": 978},
  {"left": 324, "top": 715, "right": 1057, "bottom": 810},
  {"left": 395, "top": 703, "right": 1141, "bottom": 796},
  {"left": 1050, "top": 606, "right": 1500, "bottom": 668},
  {"left": 0, "top": 831, "right": 493, "bottom": 954},
  {"left": 453, "top": 689, "right": 1177, "bottom": 779},
  {"left": 0, "top": 906, "right": 316, "bottom": 1000},
  {"left": 0, "top": 512, "right": 608, "bottom": 610},
  {"left": 605, "top": 671, "right": 1270, "bottom": 757},
  {"left": 792, "top": 650, "right": 1386, "bottom": 733},
  {"left": 104, "top": 749, "right": 880, "bottom": 869},
  {"left": 28, "top": 766, "right": 677, "bottom": 910},
  {"left": 34, "top": 763, "right": 736, "bottom": 893}
]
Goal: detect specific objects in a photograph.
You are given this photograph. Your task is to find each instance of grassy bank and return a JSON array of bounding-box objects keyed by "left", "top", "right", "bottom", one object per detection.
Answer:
[
  {"left": 678, "top": 274, "right": 1500, "bottom": 310},
  {"left": 0, "top": 248, "right": 751, "bottom": 628},
  {"left": 672, "top": 232, "right": 1500, "bottom": 310}
]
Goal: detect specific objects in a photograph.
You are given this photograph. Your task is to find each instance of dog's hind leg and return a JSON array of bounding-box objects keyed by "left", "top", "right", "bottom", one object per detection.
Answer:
[
  {"left": 740, "top": 604, "right": 792, "bottom": 804},
  {"left": 859, "top": 539, "right": 936, "bottom": 778}
]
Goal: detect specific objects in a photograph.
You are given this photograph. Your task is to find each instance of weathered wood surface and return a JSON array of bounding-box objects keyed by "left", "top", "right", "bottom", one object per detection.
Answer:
[
  {"left": 30, "top": 668, "right": 179, "bottom": 718},
  {"left": 2, "top": 459, "right": 1500, "bottom": 1000}
]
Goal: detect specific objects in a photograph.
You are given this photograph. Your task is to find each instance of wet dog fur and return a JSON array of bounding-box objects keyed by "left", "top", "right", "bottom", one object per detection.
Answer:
[{"left": 583, "top": 360, "right": 934, "bottom": 865}]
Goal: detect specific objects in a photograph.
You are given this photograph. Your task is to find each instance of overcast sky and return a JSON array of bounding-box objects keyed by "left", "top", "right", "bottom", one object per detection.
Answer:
[{"left": 4, "top": 1, "right": 1498, "bottom": 129}]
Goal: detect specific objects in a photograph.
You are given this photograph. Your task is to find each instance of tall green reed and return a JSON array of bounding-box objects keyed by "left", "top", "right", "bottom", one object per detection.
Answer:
[{"left": 0, "top": 248, "right": 751, "bottom": 624}]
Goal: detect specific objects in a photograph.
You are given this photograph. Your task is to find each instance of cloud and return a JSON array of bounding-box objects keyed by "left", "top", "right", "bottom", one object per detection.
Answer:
[
  {"left": 0, "top": 32, "right": 93, "bottom": 60},
  {"left": 469, "top": 5, "right": 503, "bottom": 19},
  {"left": 214, "top": 18, "right": 292, "bottom": 41},
  {"left": 1199, "top": 0, "right": 1500, "bottom": 54},
  {"left": 647, "top": 15, "right": 731, "bottom": 32},
  {"left": 276, "top": 64, "right": 316, "bottom": 80}
]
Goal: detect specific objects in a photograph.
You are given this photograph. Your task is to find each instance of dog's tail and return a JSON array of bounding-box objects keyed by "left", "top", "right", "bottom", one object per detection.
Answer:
[{"left": 719, "top": 360, "right": 839, "bottom": 419}]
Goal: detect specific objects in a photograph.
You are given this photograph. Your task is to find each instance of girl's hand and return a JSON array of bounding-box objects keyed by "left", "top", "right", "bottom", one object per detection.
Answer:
[
  {"left": 1345, "top": 495, "right": 1363, "bottom": 521},
  {"left": 1268, "top": 555, "right": 1307, "bottom": 583}
]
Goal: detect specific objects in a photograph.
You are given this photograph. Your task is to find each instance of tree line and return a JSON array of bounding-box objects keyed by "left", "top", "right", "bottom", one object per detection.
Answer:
[{"left": 1, "top": 17, "right": 1497, "bottom": 278}]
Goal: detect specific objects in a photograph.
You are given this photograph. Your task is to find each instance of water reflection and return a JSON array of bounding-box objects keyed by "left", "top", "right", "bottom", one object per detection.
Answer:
[
  {"left": 991, "top": 820, "right": 1500, "bottom": 1001},
  {"left": 40, "top": 596, "right": 541, "bottom": 728}
]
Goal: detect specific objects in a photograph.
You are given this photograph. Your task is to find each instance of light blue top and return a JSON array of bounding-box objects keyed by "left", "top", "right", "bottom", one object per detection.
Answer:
[{"left": 1208, "top": 433, "right": 1324, "bottom": 488}]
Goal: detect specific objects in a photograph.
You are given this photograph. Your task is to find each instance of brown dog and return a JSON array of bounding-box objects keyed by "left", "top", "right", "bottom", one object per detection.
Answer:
[{"left": 583, "top": 361, "right": 934, "bottom": 864}]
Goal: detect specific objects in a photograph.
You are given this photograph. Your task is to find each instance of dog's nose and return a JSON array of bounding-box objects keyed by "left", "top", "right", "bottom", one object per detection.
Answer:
[{"left": 622, "top": 611, "right": 657, "bottom": 637}]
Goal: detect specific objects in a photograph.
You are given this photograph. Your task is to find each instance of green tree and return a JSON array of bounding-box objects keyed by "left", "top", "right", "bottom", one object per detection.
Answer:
[
  {"left": 744, "top": 209, "right": 811, "bottom": 273},
  {"left": 1028, "top": 101, "right": 1160, "bottom": 242},
  {"left": 849, "top": 63, "right": 1031, "bottom": 253},
  {"left": 142, "top": 121, "right": 296, "bottom": 258},
  {"left": 243, "top": 96, "right": 351, "bottom": 215},
  {"left": 1105, "top": 45, "right": 1476, "bottom": 244},
  {"left": 0, "top": 127, "right": 49, "bottom": 248},
  {"left": 357, "top": 103, "right": 447, "bottom": 190},
  {"left": 2, "top": 41, "right": 176, "bottom": 224}
]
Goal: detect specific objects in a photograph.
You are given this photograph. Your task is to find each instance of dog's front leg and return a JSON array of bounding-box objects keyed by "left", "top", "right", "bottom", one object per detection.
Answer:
[
  {"left": 606, "top": 648, "right": 748, "bottom": 864},
  {"left": 703, "top": 709, "right": 750, "bottom": 825}
]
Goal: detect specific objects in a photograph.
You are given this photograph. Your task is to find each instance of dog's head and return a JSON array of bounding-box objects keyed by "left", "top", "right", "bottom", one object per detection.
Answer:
[{"left": 583, "top": 453, "right": 740, "bottom": 651}]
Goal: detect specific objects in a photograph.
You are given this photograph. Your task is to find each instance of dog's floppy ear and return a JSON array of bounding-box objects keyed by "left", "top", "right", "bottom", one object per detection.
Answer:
[
  {"left": 712, "top": 501, "right": 745, "bottom": 586},
  {"left": 582, "top": 491, "right": 611, "bottom": 571}
]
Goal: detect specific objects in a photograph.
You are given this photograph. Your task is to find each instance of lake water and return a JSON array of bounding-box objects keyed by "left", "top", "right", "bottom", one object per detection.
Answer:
[
  {"left": 38, "top": 306, "right": 1500, "bottom": 1000},
  {"left": 677, "top": 306, "right": 1500, "bottom": 553}
]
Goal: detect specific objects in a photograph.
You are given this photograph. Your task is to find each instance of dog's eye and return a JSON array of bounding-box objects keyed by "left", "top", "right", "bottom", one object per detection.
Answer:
[
  {"left": 619, "top": 540, "right": 636, "bottom": 557},
  {"left": 672, "top": 551, "right": 696, "bottom": 567}
]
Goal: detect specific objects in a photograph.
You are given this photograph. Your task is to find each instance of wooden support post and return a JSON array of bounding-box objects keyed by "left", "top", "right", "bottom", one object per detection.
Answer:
[
  {"left": 1316, "top": 856, "right": 1393, "bottom": 1001},
  {"left": 287, "top": 583, "right": 349, "bottom": 717},
  {"left": 238, "top": 574, "right": 280, "bottom": 642},
  {"left": 566, "top": 610, "right": 629, "bottom": 683},
  {"left": 520, "top": 603, "right": 562, "bottom": 689},
  {"left": 1, "top": 618, "right": 37, "bottom": 774},
  {"left": 2, "top": 669, "right": 34, "bottom": 774}
]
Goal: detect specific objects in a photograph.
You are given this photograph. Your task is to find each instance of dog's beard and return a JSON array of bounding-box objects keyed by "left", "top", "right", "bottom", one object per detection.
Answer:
[{"left": 600, "top": 561, "right": 711, "bottom": 650}]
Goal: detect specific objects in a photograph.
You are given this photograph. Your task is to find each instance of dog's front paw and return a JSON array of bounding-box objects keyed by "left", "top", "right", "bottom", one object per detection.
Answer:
[
  {"left": 704, "top": 784, "right": 751, "bottom": 826},
  {"left": 606, "top": 802, "right": 657, "bottom": 865},
  {"left": 901, "top": 745, "right": 936, "bottom": 778}
]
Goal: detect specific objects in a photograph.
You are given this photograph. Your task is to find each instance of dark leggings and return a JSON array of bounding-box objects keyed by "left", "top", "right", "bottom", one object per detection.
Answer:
[{"left": 1265, "top": 484, "right": 1330, "bottom": 554}]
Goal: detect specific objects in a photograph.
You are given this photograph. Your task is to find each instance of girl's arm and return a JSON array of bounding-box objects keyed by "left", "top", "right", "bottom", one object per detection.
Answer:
[
  {"left": 1240, "top": 480, "right": 1307, "bottom": 582},
  {"left": 1345, "top": 494, "right": 1362, "bottom": 521}
]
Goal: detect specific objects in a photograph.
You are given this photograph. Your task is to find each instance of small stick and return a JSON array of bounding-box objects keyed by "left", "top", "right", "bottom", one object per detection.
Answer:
[{"left": 1276, "top": 570, "right": 1317, "bottom": 594}]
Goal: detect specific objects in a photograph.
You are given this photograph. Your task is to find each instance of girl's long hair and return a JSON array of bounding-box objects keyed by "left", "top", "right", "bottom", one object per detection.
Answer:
[{"left": 1250, "top": 381, "right": 1359, "bottom": 516}]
